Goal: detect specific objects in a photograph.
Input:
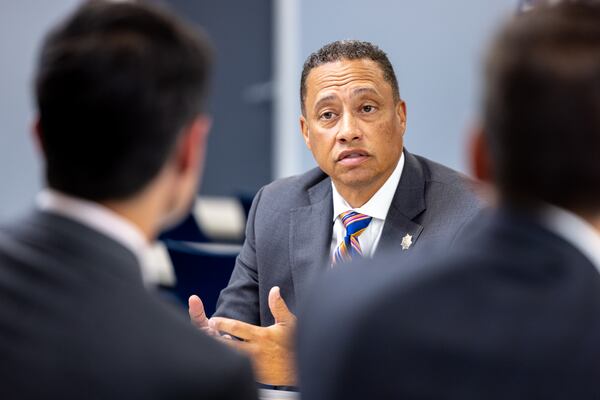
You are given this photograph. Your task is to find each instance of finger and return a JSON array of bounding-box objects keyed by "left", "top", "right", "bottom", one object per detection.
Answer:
[
  {"left": 209, "top": 317, "right": 258, "bottom": 340},
  {"left": 268, "top": 286, "right": 296, "bottom": 325},
  {"left": 188, "top": 295, "right": 208, "bottom": 329}
]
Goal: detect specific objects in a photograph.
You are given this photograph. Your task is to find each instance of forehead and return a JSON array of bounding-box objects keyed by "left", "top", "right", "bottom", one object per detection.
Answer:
[{"left": 305, "top": 58, "right": 391, "bottom": 101}]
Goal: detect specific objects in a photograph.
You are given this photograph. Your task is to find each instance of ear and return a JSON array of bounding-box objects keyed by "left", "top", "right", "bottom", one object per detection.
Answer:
[
  {"left": 32, "top": 116, "right": 45, "bottom": 156},
  {"left": 175, "top": 115, "right": 212, "bottom": 174},
  {"left": 469, "top": 125, "right": 493, "bottom": 183},
  {"left": 395, "top": 100, "right": 407, "bottom": 133},
  {"left": 300, "top": 115, "right": 311, "bottom": 151}
]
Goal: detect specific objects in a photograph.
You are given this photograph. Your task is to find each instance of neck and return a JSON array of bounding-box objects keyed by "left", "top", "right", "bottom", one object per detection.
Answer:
[
  {"left": 335, "top": 183, "right": 380, "bottom": 208},
  {"left": 591, "top": 219, "right": 600, "bottom": 235},
  {"left": 575, "top": 211, "right": 600, "bottom": 235},
  {"left": 334, "top": 169, "right": 396, "bottom": 208},
  {"left": 101, "top": 198, "right": 158, "bottom": 242},
  {"left": 101, "top": 175, "right": 172, "bottom": 241}
]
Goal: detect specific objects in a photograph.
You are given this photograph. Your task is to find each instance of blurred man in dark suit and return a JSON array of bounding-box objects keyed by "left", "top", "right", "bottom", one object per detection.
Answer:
[
  {"left": 0, "top": 2, "right": 257, "bottom": 399},
  {"left": 298, "top": 2, "right": 600, "bottom": 399}
]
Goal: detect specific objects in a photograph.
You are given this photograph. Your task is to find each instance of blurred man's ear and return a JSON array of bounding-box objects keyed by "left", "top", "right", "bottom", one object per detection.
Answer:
[
  {"left": 159, "top": 115, "right": 212, "bottom": 232},
  {"left": 469, "top": 126, "right": 493, "bottom": 183},
  {"left": 176, "top": 115, "right": 212, "bottom": 175},
  {"left": 32, "top": 116, "right": 46, "bottom": 156},
  {"left": 468, "top": 125, "right": 498, "bottom": 207}
]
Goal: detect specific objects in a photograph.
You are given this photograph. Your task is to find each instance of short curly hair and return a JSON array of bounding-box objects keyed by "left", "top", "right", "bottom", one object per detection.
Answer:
[{"left": 300, "top": 40, "right": 400, "bottom": 115}]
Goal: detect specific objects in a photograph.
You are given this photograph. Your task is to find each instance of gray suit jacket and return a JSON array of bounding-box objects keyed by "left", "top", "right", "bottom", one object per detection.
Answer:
[
  {"left": 215, "top": 150, "right": 482, "bottom": 326},
  {"left": 0, "top": 211, "right": 257, "bottom": 400}
]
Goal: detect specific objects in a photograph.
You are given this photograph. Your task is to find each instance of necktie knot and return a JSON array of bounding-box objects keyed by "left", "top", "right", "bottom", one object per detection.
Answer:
[
  {"left": 333, "top": 211, "right": 373, "bottom": 265},
  {"left": 340, "top": 210, "right": 372, "bottom": 235}
]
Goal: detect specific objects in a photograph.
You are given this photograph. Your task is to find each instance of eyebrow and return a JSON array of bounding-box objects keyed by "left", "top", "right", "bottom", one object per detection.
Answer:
[
  {"left": 312, "top": 87, "right": 382, "bottom": 113},
  {"left": 350, "top": 87, "right": 380, "bottom": 99},
  {"left": 313, "top": 95, "right": 337, "bottom": 113}
]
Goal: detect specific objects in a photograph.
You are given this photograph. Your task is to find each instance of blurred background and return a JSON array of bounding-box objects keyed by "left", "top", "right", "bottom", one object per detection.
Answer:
[{"left": 0, "top": 0, "right": 517, "bottom": 222}]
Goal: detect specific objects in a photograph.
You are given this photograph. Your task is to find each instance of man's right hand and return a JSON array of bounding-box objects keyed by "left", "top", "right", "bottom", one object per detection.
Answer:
[{"left": 188, "top": 295, "right": 218, "bottom": 336}]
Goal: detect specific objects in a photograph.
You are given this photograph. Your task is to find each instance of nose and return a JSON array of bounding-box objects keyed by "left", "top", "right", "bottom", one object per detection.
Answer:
[{"left": 336, "top": 112, "right": 362, "bottom": 143}]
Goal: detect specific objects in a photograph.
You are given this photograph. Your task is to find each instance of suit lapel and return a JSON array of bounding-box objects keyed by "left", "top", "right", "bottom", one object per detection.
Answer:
[
  {"left": 377, "top": 151, "right": 426, "bottom": 254},
  {"left": 290, "top": 151, "right": 427, "bottom": 296},
  {"left": 290, "top": 177, "right": 333, "bottom": 303}
]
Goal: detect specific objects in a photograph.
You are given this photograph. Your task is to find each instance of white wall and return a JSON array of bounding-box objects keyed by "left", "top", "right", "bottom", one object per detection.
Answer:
[
  {"left": 0, "top": 1, "right": 518, "bottom": 220},
  {"left": 0, "top": 1, "right": 80, "bottom": 222},
  {"left": 276, "top": 0, "right": 517, "bottom": 177}
]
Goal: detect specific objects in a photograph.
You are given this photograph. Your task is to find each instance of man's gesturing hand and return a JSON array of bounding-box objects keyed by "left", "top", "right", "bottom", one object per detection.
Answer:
[
  {"left": 208, "top": 286, "right": 297, "bottom": 386},
  {"left": 188, "top": 295, "right": 219, "bottom": 336}
]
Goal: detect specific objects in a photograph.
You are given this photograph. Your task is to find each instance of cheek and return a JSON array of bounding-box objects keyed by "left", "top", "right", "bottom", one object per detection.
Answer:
[
  {"left": 371, "top": 120, "right": 396, "bottom": 145},
  {"left": 370, "top": 121, "right": 403, "bottom": 162},
  {"left": 311, "top": 129, "right": 337, "bottom": 156}
]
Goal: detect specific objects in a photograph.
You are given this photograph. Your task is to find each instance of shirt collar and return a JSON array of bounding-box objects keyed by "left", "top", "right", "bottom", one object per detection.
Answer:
[
  {"left": 332, "top": 152, "right": 405, "bottom": 221},
  {"left": 540, "top": 204, "right": 600, "bottom": 274},
  {"left": 36, "top": 189, "right": 156, "bottom": 284}
]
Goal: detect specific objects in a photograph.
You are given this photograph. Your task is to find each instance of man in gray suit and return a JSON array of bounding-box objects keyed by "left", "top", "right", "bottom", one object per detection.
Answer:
[
  {"left": 190, "top": 40, "right": 481, "bottom": 386},
  {"left": 0, "top": 2, "right": 257, "bottom": 399}
]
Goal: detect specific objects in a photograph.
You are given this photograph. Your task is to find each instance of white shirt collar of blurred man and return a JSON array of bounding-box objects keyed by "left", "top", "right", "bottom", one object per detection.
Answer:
[
  {"left": 36, "top": 188, "right": 161, "bottom": 285},
  {"left": 541, "top": 204, "right": 600, "bottom": 274}
]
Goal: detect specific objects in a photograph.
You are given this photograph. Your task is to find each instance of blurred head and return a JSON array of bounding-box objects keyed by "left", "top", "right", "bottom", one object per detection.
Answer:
[
  {"left": 299, "top": 41, "right": 406, "bottom": 205},
  {"left": 517, "top": 0, "right": 600, "bottom": 14},
  {"left": 475, "top": 2, "right": 600, "bottom": 214},
  {"left": 35, "top": 0, "right": 213, "bottom": 225}
]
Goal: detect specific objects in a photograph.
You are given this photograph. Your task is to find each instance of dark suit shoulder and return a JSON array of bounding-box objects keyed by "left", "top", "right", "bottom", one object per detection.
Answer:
[
  {"left": 116, "top": 294, "right": 258, "bottom": 399},
  {"left": 0, "top": 213, "right": 258, "bottom": 400},
  {"left": 401, "top": 152, "right": 482, "bottom": 244},
  {"left": 413, "top": 153, "right": 470, "bottom": 184},
  {"left": 256, "top": 167, "right": 329, "bottom": 211},
  {"left": 413, "top": 153, "right": 478, "bottom": 202}
]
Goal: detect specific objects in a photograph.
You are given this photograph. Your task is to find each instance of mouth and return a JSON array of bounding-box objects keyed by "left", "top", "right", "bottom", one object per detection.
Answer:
[{"left": 336, "top": 149, "right": 371, "bottom": 166}]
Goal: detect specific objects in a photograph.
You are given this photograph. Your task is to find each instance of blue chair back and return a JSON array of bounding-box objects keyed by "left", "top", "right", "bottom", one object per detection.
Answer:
[
  {"left": 163, "top": 239, "right": 238, "bottom": 317},
  {"left": 159, "top": 214, "right": 209, "bottom": 243},
  {"left": 236, "top": 192, "right": 256, "bottom": 220}
]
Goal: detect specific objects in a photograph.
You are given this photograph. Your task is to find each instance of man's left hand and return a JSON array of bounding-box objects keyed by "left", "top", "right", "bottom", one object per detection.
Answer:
[{"left": 209, "top": 286, "right": 297, "bottom": 386}]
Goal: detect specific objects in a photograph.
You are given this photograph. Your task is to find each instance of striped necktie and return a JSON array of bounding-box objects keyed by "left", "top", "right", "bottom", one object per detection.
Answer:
[{"left": 332, "top": 211, "right": 373, "bottom": 265}]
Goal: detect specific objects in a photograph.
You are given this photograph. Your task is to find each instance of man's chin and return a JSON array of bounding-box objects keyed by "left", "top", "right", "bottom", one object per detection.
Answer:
[{"left": 333, "top": 170, "right": 376, "bottom": 189}]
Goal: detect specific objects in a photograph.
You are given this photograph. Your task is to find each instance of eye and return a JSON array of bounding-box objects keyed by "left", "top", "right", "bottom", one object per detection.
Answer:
[
  {"left": 320, "top": 111, "right": 335, "bottom": 120},
  {"left": 362, "top": 105, "right": 376, "bottom": 113}
]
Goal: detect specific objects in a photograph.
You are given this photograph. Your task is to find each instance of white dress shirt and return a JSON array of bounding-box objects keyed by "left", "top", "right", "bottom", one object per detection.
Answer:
[
  {"left": 36, "top": 189, "right": 160, "bottom": 285},
  {"left": 330, "top": 153, "right": 405, "bottom": 259},
  {"left": 541, "top": 204, "right": 600, "bottom": 274}
]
